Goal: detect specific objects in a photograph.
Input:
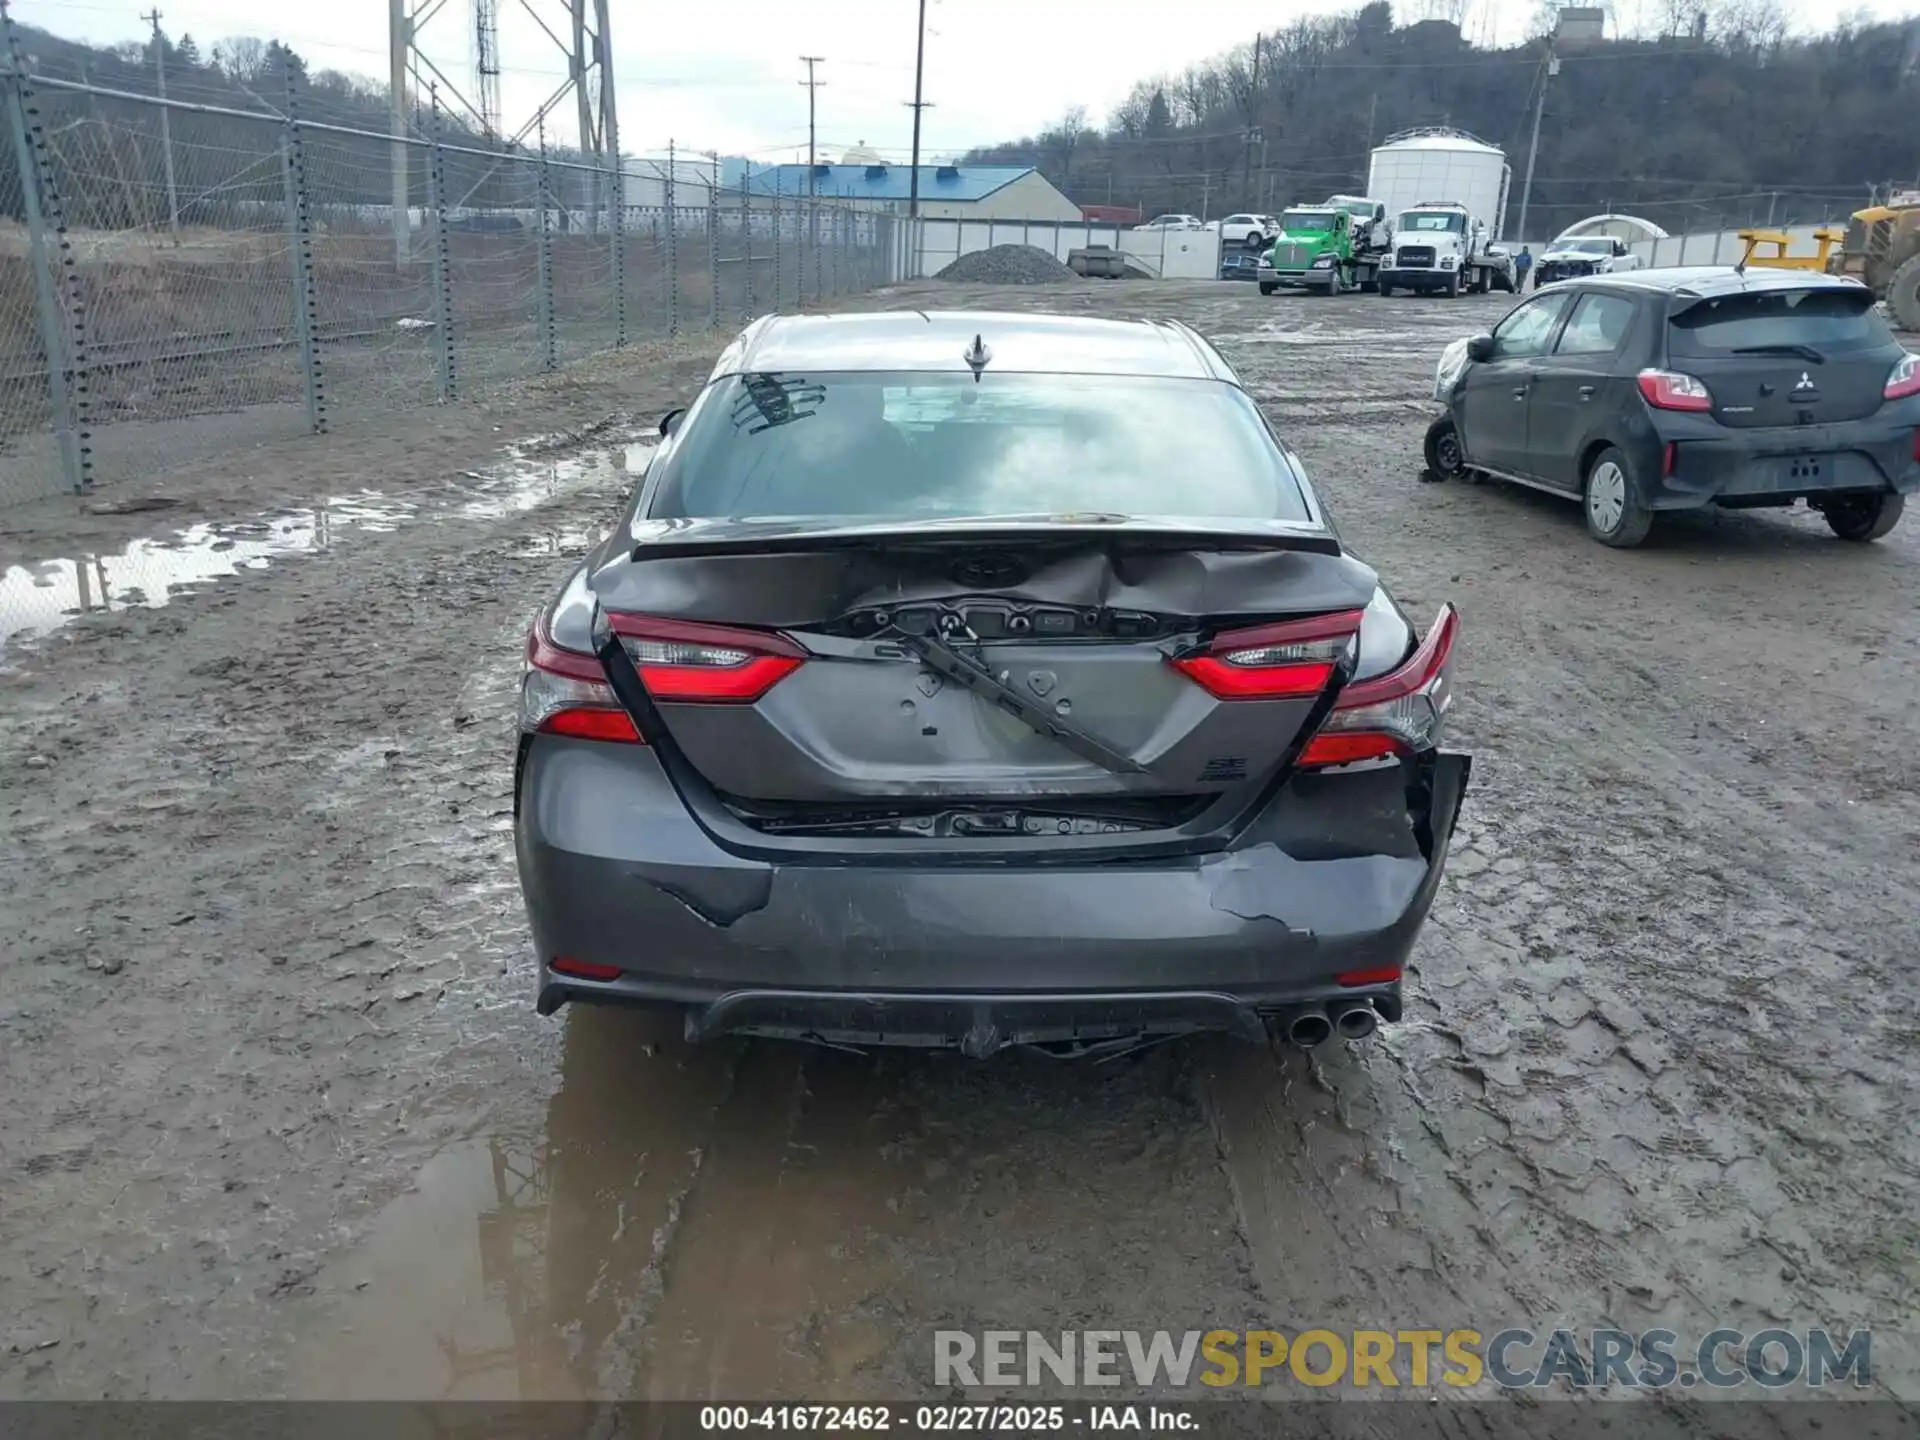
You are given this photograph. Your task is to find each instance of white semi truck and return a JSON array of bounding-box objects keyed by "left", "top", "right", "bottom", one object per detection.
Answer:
[{"left": 1366, "top": 129, "right": 1516, "bottom": 297}]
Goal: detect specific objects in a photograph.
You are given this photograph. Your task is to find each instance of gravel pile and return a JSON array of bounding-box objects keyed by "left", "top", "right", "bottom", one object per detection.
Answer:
[{"left": 934, "top": 244, "right": 1079, "bottom": 284}]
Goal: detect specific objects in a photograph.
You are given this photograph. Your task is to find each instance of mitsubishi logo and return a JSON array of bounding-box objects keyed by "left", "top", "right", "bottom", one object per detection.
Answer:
[{"left": 1793, "top": 371, "right": 1815, "bottom": 393}]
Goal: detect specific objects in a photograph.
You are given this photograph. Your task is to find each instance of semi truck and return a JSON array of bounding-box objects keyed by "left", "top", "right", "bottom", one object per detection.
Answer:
[
  {"left": 1378, "top": 201, "right": 1514, "bottom": 296},
  {"left": 1366, "top": 129, "right": 1516, "bottom": 297},
  {"left": 1256, "top": 196, "right": 1393, "bottom": 295}
]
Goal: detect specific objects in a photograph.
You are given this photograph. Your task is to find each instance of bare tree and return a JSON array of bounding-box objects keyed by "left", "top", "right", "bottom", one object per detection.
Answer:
[
  {"left": 210, "top": 36, "right": 270, "bottom": 82},
  {"left": 1040, "top": 106, "right": 1091, "bottom": 187}
]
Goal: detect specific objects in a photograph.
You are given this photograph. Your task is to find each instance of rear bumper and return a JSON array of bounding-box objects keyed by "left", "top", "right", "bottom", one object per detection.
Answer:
[
  {"left": 514, "top": 741, "right": 1471, "bottom": 1050},
  {"left": 1641, "top": 410, "right": 1920, "bottom": 508}
]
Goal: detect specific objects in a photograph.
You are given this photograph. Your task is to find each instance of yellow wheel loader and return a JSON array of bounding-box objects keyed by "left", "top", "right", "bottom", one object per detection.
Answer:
[{"left": 1827, "top": 194, "right": 1920, "bottom": 332}]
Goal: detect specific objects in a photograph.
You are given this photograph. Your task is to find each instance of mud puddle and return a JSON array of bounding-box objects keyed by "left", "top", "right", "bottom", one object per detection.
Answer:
[
  {"left": 0, "top": 439, "right": 652, "bottom": 663},
  {"left": 278, "top": 1011, "right": 1254, "bottom": 1403}
]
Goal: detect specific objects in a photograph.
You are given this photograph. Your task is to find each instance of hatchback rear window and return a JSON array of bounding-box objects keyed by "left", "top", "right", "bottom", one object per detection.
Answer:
[
  {"left": 647, "top": 371, "right": 1314, "bottom": 523},
  {"left": 1668, "top": 288, "right": 1891, "bottom": 355}
]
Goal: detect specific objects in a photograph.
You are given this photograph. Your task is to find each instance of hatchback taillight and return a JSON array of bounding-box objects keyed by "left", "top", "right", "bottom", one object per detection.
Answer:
[
  {"left": 1886, "top": 352, "right": 1920, "bottom": 401},
  {"left": 1299, "top": 605, "right": 1459, "bottom": 768},
  {"left": 1637, "top": 369, "right": 1713, "bottom": 412}
]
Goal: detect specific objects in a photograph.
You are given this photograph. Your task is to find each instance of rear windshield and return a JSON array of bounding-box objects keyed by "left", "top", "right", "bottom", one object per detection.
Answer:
[
  {"left": 1668, "top": 288, "right": 1892, "bottom": 355},
  {"left": 647, "top": 371, "right": 1313, "bottom": 523}
]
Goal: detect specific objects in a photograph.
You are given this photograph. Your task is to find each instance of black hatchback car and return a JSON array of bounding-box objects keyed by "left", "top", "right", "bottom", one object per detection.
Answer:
[{"left": 1422, "top": 268, "right": 1920, "bottom": 547}]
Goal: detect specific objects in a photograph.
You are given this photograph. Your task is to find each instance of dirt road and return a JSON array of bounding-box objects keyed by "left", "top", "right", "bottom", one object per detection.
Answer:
[{"left": 1, "top": 281, "right": 1916, "bottom": 1410}]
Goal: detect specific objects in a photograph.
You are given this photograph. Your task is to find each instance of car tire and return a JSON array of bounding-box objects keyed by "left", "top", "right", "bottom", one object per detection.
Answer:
[
  {"left": 1258, "top": 282, "right": 1277, "bottom": 296},
  {"left": 1444, "top": 270, "right": 1462, "bottom": 298},
  {"left": 1822, "top": 490, "right": 1904, "bottom": 541},
  {"left": 1378, "top": 280, "right": 1394, "bottom": 297},
  {"left": 1423, "top": 416, "right": 1467, "bottom": 482},
  {"left": 1583, "top": 446, "right": 1655, "bottom": 548}
]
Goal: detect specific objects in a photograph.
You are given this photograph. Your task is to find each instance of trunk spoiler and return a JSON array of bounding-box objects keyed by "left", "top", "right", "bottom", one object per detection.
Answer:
[{"left": 619, "top": 515, "right": 1344, "bottom": 561}]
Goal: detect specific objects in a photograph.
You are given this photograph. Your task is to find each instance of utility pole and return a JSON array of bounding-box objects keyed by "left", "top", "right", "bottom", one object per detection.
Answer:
[
  {"left": 1241, "top": 32, "right": 1261, "bottom": 210},
  {"left": 388, "top": 0, "right": 410, "bottom": 267},
  {"left": 142, "top": 8, "right": 180, "bottom": 243},
  {"left": 800, "top": 56, "right": 823, "bottom": 304},
  {"left": 1514, "top": 43, "right": 1557, "bottom": 247},
  {"left": 906, "top": 0, "right": 928, "bottom": 217},
  {"left": 799, "top": 56, "right": 825, "bottom": 187}
]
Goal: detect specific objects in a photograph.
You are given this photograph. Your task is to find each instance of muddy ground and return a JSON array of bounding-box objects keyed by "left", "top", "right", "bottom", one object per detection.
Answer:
[{"left": 1, "top": 280, "right": 1916, "bottom": 1415}]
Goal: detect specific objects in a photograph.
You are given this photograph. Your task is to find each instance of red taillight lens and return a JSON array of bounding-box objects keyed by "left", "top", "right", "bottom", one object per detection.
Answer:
[
  {"left": 1887, "top": 353, "right": 1920, "bottom": 401},
  {"left": 522, "top": 613, "right": 642, "bottom": 744},
  {"left": 1663, "top": 442, "right": 1677, "bottom": 479},
  {"left": 1298, "top": 604, "right": 1459, "bottom": 768},
  {"left": 1170, "top": 609, "right": 1365, "bottom": 700},
  {"left": 606, "top": 614, "right": 806, "bottom": 703},
  {"left": 1637, "top": 368, "right": 1713, "bottom": 412},
  {"left": 551, "top": 956, "right": 622, "bottom": 981},
  {"left": 1336, "top": 964, "right": 1403, "bottom": 987}
]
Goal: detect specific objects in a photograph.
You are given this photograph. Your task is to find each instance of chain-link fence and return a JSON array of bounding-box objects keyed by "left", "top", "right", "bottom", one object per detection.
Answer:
[{"left": 0, "top": 52, "right": 899, "bottom": 506}]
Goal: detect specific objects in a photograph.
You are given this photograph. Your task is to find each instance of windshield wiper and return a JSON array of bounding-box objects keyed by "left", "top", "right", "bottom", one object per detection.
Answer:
[{"left": 1730, "top": 343, "right": 1827, "bottom": 364}]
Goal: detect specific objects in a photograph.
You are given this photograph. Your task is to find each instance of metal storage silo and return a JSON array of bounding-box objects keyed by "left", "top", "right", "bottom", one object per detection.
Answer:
[{"left": 1366, "top": 129, "right": 1513, "bottom": 240}]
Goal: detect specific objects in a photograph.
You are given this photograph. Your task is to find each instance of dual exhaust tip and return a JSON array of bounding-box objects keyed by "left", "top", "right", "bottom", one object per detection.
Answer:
[{"left": 1283, "top": 1002, "right": 1378, "bottom": 1048}]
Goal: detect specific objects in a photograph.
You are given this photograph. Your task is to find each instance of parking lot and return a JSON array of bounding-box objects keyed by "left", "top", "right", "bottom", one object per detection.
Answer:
[{"left": 1, "top": 279, "right": 1916, "bottom": 1405}]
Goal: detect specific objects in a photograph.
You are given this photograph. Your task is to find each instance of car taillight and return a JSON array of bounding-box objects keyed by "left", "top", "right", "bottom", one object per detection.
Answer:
[
  {"left": 1637, "top": 369, "right": 1713, "bottom": 412},
  {"left": 1886, "top": 352, "right": 1920, "bottom": 401},
  {"left": 522, "top": 612, "right": 642, "bottom": 743},
  {"left": 1298, "top": 604, "right": 1459, "bottom": 768},
  {"left": 605, "top": 613, "right": 806, "bottom": 702},
  {"left": 1170, "top": 609, "right": 1365, "bottom": 700}
]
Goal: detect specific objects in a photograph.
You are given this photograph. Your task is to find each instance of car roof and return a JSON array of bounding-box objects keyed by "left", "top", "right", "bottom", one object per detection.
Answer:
[
  {"left": 709, "top": 311, "right": 1238, "bottom": 382},
  {"left": 1545, "top": 266, "right": 1872, "bottom": 301}
]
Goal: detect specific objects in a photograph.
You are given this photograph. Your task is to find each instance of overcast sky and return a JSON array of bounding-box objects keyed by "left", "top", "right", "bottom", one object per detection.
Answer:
[{"left": 18, "top": 0, "right": 1917, "bottom": 161}]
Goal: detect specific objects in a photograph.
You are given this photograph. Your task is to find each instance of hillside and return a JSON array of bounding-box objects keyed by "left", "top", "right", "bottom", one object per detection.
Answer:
[{"left": 963, "top": 1, "right": 1920, "bottom": 238}]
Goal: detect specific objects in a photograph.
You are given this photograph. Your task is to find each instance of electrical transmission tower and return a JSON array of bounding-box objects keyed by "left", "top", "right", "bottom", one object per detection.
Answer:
[
  {"left": 473, "top": 0, "right": 501, "bottom": 138},
  {"left": 388, "top": 0, "right": 620, "bottom": 259}
]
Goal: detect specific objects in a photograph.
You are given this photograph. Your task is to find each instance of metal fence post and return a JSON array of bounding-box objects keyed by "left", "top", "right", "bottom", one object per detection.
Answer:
[
  {"left": 827, "top": 205, "right": 838, "bottom": 297},
  {"left": 811, "top": 196, "right": 822, "bottom": 304},
  {"left": 425, "top": 90, "right": 456, "bottom": 401},
  {"left": 536, "top": 130, "right": 557, "bottom": 372},
  {"left": 741, "top": 160, "right": 754, "bottom": 321},
  {"left": 0, "top": 30, "right": 86, "bottom": 495},
  {"left": 666, "top": 140, "right": 679, "bottom": 338},
  {"left": 774, "top": 192, "right": 785, "bottom": 311},
  {"left": 707, "top": 150, "right": 719, "bottom": 331},
  {"left": 280, "top": 68, "right": 326, "bottom": 435},
  {"left": 611, "top": 151, "right": 627, "bottom": 347}
]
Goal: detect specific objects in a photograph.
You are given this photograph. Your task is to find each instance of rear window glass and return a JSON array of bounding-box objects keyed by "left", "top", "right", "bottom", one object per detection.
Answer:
[
  {"left": 647, "top": 371, "right": 1313, "bottom": 523},
  {"left": 1669, "top": 288, "right": 1891, "bottom": 354}
]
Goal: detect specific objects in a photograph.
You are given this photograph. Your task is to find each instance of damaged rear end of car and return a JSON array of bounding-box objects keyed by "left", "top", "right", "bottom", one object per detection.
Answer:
[{"left": 511, "top": 319, "right": 1470, "bottom": 1056}]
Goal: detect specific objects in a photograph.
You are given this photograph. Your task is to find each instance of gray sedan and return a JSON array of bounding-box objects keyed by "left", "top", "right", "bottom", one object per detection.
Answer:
[{"left": 512, "top": 310, "right": 1470, "bottom": 1058}]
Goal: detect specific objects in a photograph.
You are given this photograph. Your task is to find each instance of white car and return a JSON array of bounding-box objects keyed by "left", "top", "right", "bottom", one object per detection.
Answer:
[
  {"left": 1217, "top": 214, "right": 1277, "bottom": 248},
  {"left": 1134, "top": 214, "right": 1206, "bottom": 232},
  {"left": 1533, "top": 235, "right": 1645, "bottom": 286}
]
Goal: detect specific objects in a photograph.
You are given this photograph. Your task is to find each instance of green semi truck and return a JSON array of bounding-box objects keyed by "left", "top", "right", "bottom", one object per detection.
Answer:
[{"left": 1257, "top": 198, "right": 1392, "bottom": 295}]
